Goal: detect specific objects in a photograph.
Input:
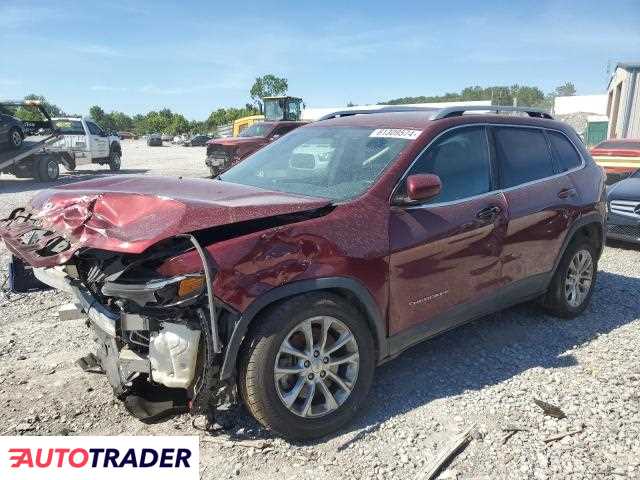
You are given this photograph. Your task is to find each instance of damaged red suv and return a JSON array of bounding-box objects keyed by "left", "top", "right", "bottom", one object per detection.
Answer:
[{"left": 1, "top": 106, "right": 606, "bottom": 440}]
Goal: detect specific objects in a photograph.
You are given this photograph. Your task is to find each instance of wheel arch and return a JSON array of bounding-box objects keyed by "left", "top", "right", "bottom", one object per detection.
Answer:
[
  {"left": 551, "top": 213, "right": 605, "bottom": 279},
  {"left": 219, "top": 277, "right": 388, "bottom": 381}
]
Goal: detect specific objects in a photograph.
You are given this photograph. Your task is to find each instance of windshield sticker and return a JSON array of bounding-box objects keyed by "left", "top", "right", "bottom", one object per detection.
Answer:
[{"left": 369, "top": 128, "right": 422, "bottom": 140}]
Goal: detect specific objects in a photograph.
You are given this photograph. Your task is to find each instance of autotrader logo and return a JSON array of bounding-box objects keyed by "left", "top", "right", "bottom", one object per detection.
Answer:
[{"left": 0, "top": 436, "right": 199, "bottom": 480}]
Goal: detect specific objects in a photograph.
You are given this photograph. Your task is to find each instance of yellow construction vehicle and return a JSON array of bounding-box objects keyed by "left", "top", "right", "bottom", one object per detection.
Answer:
[{"left": 232, "top": 114, "right": 264, "bottom": 137}]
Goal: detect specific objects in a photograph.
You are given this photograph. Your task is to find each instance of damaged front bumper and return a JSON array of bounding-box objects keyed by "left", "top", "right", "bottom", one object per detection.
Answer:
[
  {"left": 36, "top": 266, "right": 202, "bottom": 391},
  {"left": 0, "top": 205, "right": 227, "bottom": 423},
  {"left": 29, "top": 263, "right": 223, "bottom": 422}
]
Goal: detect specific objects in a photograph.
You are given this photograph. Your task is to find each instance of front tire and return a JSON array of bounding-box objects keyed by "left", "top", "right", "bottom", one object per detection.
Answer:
[
  {"left": 542, "top": 239, "right": 597, "bottom": 318},
  {"left": 238, "top": 293, "right": 375, "bottom": 440},
  {"left": 108, "top": 149, "right": 121, "bottom": 171},
  {"left": 36, "top": 155, "right": 60, "bottom": 182},
  {"left": 8, "top": 127, "right": 23, "bottom": 149}
]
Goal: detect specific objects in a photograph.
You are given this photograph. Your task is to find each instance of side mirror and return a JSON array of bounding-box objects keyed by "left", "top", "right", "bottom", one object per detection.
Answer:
[{"left": 405, "top": 174, "right": 442, "bottom": 202}]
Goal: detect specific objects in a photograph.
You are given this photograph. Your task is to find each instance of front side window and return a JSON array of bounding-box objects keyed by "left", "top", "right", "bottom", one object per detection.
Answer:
[
  {"left": 221, "top": 126, "right": 413, "bottom": 201},
  {"left": 548, "top": 130, "right": 582, "bottom": 172},
  {"left": 403, "top": 126, "right": 491, "bottom": 204},
  {"left": 493, "top": 127, "right": 555, "bottom": 188},
  {"left": 87, "top": 121, "right": 103, "bottom": 136}
]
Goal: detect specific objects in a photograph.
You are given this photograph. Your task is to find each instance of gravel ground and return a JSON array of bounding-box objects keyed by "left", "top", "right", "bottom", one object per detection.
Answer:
[{"left": 1, "top": 141, "right": 639, "bottom": 479}]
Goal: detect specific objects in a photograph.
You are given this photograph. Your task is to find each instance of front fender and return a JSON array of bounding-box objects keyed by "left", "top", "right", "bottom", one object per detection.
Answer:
[{"left": 218, "top": 276, "right": 388, "bottom": 381}]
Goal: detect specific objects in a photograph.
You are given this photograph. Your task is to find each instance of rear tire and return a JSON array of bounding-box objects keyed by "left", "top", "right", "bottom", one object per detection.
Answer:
[
  {"left": 36, "top": 155, "right": 60, "bottom": 182},
  {"left": 8, "top": 127, "right": 23, "bottom": 149},
  {"left": 238, "top": 293, "right": 375, "bottom": 440},
  {"left": 108, "top": 149, "right": 121, "bottom": 171},
  {"left": 542, "top": 239, "right": 597, "bottom": 318}
]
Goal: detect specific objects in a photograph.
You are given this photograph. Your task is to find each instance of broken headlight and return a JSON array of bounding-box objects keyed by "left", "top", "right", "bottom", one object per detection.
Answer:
[{"left": 101, "top": 274, "right": 205, "bottom": 308}]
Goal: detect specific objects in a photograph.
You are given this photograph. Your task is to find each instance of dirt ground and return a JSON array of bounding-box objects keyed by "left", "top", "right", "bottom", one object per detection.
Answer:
[{"left": 1, "top": 141, "right": 639, "bottom": 480}]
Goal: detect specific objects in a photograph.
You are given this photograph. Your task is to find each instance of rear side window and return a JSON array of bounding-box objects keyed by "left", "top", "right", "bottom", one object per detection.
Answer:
[
  {"left": 548, "top": 131, "right": 582, "bottom": 171},
  {"left": 493, "top": 127, "right": 555, "bottom": 188},
  {"left": 405, "top": 126, "right": 491, "bottom": 204}
]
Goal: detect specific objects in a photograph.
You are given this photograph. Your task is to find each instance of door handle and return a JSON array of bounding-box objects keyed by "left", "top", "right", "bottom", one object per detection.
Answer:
[
  {"left": 476, "top": 205, "right": 502, "bottom": 221},
  {"left": 557, "top": 188, "right": 577, "bottom": 199}
]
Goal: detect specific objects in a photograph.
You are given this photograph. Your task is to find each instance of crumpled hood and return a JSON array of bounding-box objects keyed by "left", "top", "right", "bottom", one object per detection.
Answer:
[{"left": 1, "top": 175, "right": 330, "bottom": 266}]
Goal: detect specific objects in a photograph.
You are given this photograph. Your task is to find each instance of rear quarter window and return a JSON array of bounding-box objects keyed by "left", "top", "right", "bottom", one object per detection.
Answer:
[
  {"left": 493, "top": 127, "right": 555, "bottom": 188},
  {"left": 548, "top": 130, "right": 582, "bottom": 172}
]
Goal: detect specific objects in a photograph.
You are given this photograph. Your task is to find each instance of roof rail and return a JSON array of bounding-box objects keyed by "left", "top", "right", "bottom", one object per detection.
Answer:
[
  {"left": 432, "top": 105, "right": 553, "bottom": 120},
  {"left": 318, "top": 105, "right": 438, "bottom": 121},
  {"left": 317, "top": 104, "right": 553, "bottom": 122}
]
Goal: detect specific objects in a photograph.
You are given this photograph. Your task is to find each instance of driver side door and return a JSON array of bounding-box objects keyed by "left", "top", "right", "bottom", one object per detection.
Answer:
[
  {"left": 388, "top": 125, "right": 508, "bottom": 340},
  {"left": 86, "top": 120, "right": 109, "bottom": 160}
]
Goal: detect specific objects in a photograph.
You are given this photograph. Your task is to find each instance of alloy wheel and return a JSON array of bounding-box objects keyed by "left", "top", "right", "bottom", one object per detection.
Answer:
[
  {"left": 11, "top": 130, "right": 22, "bottom": 147},
  {"left": 564, "top": 249, "right": 594, "bottom": 307},
  {"left": 274, "top": 316, "right": 359, "bottom": 418},
  {"left": 47, "top": 160, "right": 59, "bottom": 180}
]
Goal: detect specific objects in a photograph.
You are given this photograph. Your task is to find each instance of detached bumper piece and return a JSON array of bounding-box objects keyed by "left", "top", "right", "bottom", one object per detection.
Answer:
[{"left": 8, "top": 255, "right": 51, "bottom": 293}]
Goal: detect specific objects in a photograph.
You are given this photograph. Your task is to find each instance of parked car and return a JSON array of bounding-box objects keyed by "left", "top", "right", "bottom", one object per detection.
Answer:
[
  {"left": 0, "top": 101, "right": 70, "bottom": 182},
  {"left": 0, "top": 106, "right": 606, "bottom": 440},
  {"left": 206, "top": 120, "right": 306, "bottom": 177},
  {"left": 147, "top": 134, "right": 162, "bottom": 146},
  {"left": 118, "top": 131, "right": 137, "bottom": 140},
  {"left": 0, "top": 112, "right": 25, "bottom": 150},
  {"left": 50, "top": 117, "right": 122, "bottom": 172},
  {"left": 590, "top": 139, "right": 640, "bottom": 183},
  {"left": 606, "top": 168, "right": 640, "bottom": 244},
  {"left": 184, "top": 134, "right": 211, "bottom": 147},
  {"left": 161, "top": 133, "right": 173, "bottom": 142}
]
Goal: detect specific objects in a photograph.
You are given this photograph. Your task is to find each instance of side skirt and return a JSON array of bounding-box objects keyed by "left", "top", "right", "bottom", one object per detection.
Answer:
[{"left": 384, "top": 272, "right": 552, "bottom": 360}]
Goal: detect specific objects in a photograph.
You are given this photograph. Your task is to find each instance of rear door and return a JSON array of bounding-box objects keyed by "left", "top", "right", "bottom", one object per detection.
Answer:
[
  {"left": 493, "top": 126, "right": 581, "bottom": 286},
  {"left": 388, "top": 125, "right": 508, "bottom": 337},
  {"left": 86, "top": 120, "right": 109, "bottom": 160}
]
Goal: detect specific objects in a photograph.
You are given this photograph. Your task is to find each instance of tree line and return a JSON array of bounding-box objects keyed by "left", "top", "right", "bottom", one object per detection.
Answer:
[
  {"left": 380, "top": 82, "right": 576, "bottom": 108},
  {"left": 6, "top": 76, "right": 576, "bottom": 136}
]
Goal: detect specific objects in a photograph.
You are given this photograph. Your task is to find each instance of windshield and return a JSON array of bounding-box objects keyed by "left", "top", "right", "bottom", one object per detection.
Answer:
[
  {"left": 53, "top": 119, "right": 85, "bottom": 135},
  {"left": 239, "top": 122, "right": 271, "bottom": 137},
  {"left": 220, "top": 126, "right": 413, "bottom": 201}
]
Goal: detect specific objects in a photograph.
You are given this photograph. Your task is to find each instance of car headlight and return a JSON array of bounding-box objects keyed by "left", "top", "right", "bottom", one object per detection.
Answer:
[{"left": 101, "top": 274, "right": 206, "bottom": 307}]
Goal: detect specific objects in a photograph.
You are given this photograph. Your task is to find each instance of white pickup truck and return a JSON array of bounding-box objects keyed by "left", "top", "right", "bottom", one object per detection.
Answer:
[{"left": 50, "top": 117, "right": 122, "bottom": 172}]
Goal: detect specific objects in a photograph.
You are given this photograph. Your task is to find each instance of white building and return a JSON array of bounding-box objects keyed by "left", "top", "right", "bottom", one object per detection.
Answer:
[
  {"left": 553, "top": 95, "right": 607, "bottom": 115},
  {"left": 607, "top": 62, "right": 640, "bottom": 139}
]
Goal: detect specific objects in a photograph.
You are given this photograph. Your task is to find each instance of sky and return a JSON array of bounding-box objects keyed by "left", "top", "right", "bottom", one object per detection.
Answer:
[{"left": 1, "top": 0, "right": 639, "bottom": 120}]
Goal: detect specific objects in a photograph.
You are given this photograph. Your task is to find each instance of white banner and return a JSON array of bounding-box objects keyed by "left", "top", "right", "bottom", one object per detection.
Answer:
[
  {"left": 0, "top": 436, "right": 199, "bottom": 480},
  {"left": 369, "top": 128, "right": 422, "bottom": 140}
]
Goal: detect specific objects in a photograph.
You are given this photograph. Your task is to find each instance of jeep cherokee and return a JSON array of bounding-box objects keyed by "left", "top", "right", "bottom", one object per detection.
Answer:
[{"left": 0, "top": 106, "right": 606, "bottom": 440}]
